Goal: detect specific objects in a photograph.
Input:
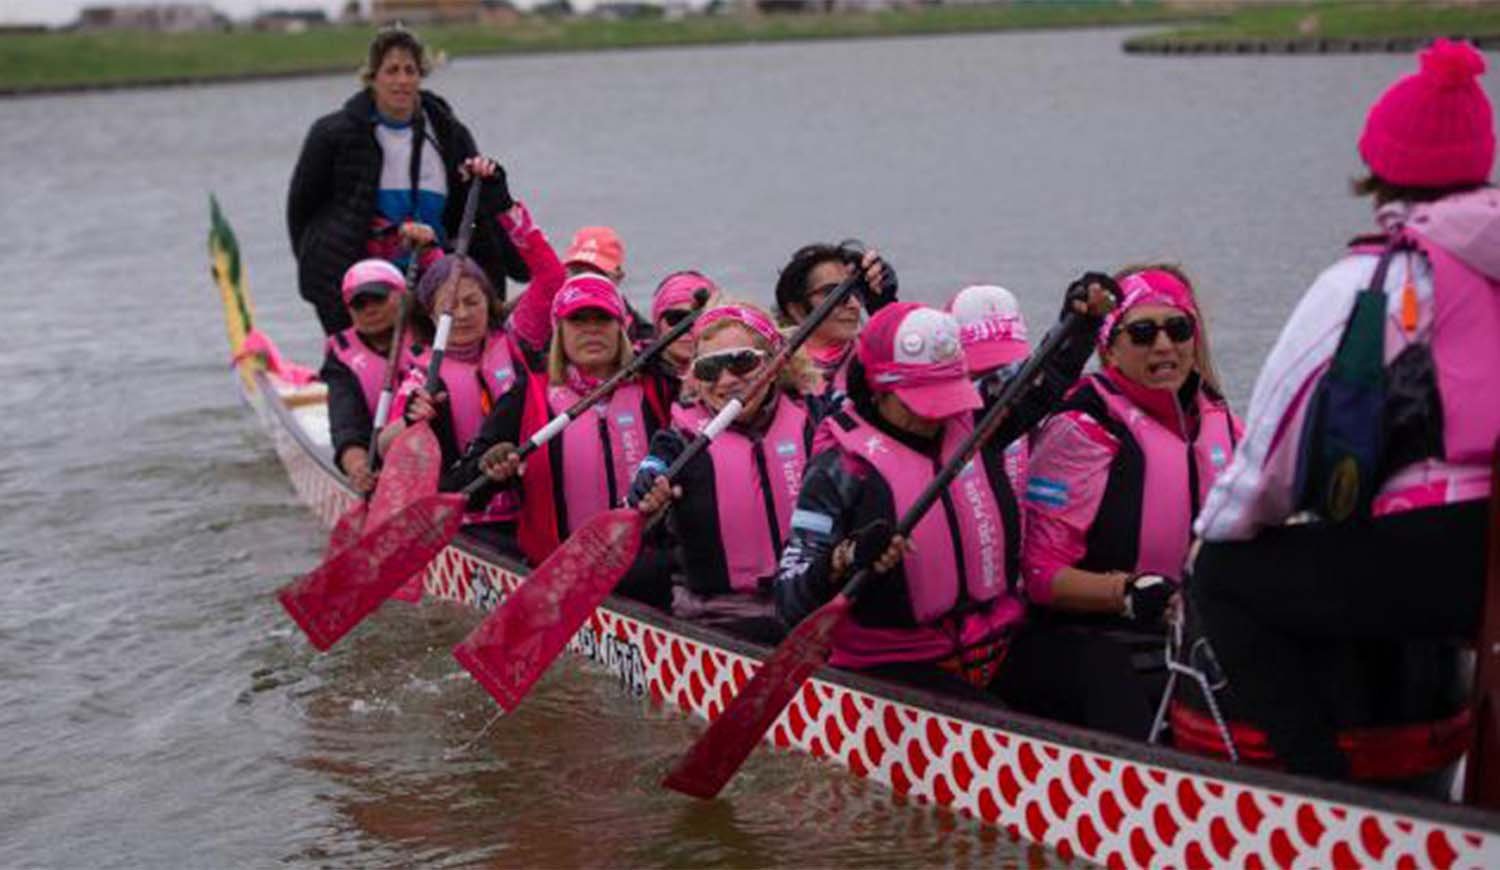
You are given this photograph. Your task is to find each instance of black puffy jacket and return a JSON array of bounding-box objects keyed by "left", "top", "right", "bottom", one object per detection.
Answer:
[{"left": 286, "top": 89, "right": 528, "bottom": 334}]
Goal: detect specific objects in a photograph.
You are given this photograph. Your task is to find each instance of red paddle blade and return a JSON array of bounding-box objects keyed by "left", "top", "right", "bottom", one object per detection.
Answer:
[
  {"left": 453, "top": 508, "right": 645, "bottom": 712},
  {"left": 324, "top": 424, "right": 442, "bottom": 559},
  {"left": 326, "top": 500, "right": 367, "bottom": 557},
  {"left": 662, "top": 594, "right": 853, "bottom": 799},
  {"left": 278, "top": 491, "right": 465, "bottom": 651}
]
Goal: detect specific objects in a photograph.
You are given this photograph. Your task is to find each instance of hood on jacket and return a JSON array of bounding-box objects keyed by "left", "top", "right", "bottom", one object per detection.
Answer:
[{"left": 1408, "top": 186, "right": 1500, "bottom": 281}]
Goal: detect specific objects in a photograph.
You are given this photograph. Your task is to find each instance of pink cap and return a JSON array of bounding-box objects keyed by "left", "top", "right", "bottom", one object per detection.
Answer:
[
  {"left": 341, "top": 258, "right": 405, "bottom": 305},
  {"left": 1098, "top": 269, "right": 1199, "bottom": 351},
  {"left": 1359, "top": 39, "right": 1494, "bottom": 188},
  {"left": 551, "top": 273, "right": 627, "bottom": 325},
  {"left": 652, "top": 270, "right": 717, "bottom": 324},
  {"left": 858, "top": 302, "right": 981, "bottom": 420},
  {"left": 563, "top": 226, "right": 625, "bottom": 275},
  {"left": 693, "top": 302, "right": 784, "bottom": 351},
  {"left": 946, "top": 284, "right": 1030, "bottom": 375}
]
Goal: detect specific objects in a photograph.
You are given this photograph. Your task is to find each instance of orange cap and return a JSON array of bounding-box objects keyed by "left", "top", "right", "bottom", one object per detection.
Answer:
[{"left": 563, "top": 226, "right": 624, "bottom": 275}]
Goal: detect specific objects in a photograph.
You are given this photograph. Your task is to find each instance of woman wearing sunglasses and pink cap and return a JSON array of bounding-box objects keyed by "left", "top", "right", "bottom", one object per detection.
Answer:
[
  {"left": 321, "top": 259, "right": 429, "bottom": 493},
  {"left": 444, "top": 273, "right": 673, "bottom": 571},
  {"left": 626, "top": 301, "right": 824, "bottom": 642},
  {"left": 1018, "top": 265, "right": 1239, "bottom": 739},
  {"left": 774, "top": 276, "right": 1112, "bottom": 707}
]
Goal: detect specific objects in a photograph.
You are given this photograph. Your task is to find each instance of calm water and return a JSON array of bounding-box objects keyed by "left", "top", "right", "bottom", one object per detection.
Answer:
[{"left": 0, "top": 27, "right": 1476, "bottom": 868}]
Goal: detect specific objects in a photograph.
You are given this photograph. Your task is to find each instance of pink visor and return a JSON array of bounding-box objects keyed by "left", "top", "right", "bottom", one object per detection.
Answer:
[
  {"left": 859, "top": 303, "right": 981, "bottom": 419},
  {"left": 341, "top": 258, "right": 405, "bottom": 305},
  {"left": 552, "top": 273, "right": 627, "bottom": 325}
]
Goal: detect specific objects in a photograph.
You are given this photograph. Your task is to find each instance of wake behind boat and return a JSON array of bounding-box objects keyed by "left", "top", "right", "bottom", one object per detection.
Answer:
[{"left": 212, "top": 196, "right": 1500, "bottom": 869}]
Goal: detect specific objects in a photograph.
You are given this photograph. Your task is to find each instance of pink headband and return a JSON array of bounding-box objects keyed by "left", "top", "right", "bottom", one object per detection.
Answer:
[
  {"left": 1098, "top": 269, "right": 1198, "bottom": 350},
  {"left": 693, "top": 304, "right": 785, "bottom": 351},
  {"left": 959, "top": 313, "right": 1028, "bottom": 348},
  {"left": 652, "top": 271, "right": 716, "bottom": 324}
]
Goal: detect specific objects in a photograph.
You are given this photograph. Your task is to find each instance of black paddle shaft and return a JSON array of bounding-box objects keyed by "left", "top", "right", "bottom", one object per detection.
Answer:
[
  {"left": 425, "top": 177, "right": 484, "bottom": 386},
  {"left": 457, "top": 287, "right": 714, "bottom": 496},
  {"left": 662, "top": 270, "right": 864, "bottom": 481},
  {"left": 842, "top": 311, "right": 1084, "bottom": 601}
]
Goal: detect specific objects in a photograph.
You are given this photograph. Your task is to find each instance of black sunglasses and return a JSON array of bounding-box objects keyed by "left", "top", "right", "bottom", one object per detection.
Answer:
[
  {"left": 1119, "top": 314, "right": 1195, "bottom": 347},
  {"left": 692, "top": 348, "right": 766, "bottom": 382},
  {"left": 349, "top": 292, "right": 389, "bottom": 312},
  {"left": 659, "top": 307, "right": 693, "bottom": 328}
]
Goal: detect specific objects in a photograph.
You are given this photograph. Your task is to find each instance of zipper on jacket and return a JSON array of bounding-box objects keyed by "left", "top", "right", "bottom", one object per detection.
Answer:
[{"left": 751, "top": 439, "right": 784, "bottom": 557}]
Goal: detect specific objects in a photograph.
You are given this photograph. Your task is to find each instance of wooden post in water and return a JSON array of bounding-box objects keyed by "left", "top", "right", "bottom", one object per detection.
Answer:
[{"left": 1467, "top": 437, "right": 1500, "bottom": 808}]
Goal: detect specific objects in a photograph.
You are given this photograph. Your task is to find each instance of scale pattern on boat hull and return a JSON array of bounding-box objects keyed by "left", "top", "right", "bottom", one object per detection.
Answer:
[{"left": 249, "top": 373, "right": 1499, "bottom": 868}]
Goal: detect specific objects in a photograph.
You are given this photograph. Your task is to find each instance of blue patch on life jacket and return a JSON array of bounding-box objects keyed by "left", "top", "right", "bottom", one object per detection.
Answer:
[
  {"left": 493, "top": 366, "right": 513, "bottom": 383},
  {"left": 790, "top": 509, "right": 834, "bottom": 537},
  {"left": 1025, "top": 476, "right": 1069, "bottom": 508},
  {"left": 1210, "top": 445, "right": 1227, "bottom": 468},
  {"left": 776, "top": 440, "right": 798, "bottom": 457},
  {"left": 617, "top": 412, "right": 636, "bottom": 427}
]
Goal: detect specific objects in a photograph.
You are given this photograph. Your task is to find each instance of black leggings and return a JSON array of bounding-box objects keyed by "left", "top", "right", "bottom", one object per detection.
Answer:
[{"left": 1189, "top": 500, "right": 1486, "bottom": 778}]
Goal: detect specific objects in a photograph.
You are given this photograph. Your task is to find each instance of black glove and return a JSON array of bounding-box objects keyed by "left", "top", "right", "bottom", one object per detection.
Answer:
[
  {"left": 849, "top": 519, "right": 894, "bottom": 572},
  {"left": 626, "top": 429, "right": 689, "bottom": 506},
  {"left": 475, "top": 158, "right": 515, "bottom": 215},
  {"left": 1061, "top": 271, "right": 1122, "bottom": 320},
  {"left": 1122, "top": 573, "right": 1175, "bottom": 626},
  {"left": 848, "top": 253, "right": 899, "bottom": 310}
]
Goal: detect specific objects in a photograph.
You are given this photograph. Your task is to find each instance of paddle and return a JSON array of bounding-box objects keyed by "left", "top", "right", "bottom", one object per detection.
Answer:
[
  {"left": 452, "top": 272, "right": 865, "bottom": 713},
  {"left": 1465, "top": 436, "right": 1500, "bottom": 809},
  {"left": 661, "top": 308, "right": 1088, "bottom": 799},
  {"left": 277, "top": 179, "right": 479, "bottom": 649}
]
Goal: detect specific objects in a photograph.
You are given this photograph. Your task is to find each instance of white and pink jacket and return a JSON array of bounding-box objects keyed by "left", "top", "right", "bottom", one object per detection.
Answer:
[
  {"left": 1197, "top": 189, "right": 1500, "bottom": 542},
  {"left": 1022, "top": 369, "right": 1240, "bottom": 601}
]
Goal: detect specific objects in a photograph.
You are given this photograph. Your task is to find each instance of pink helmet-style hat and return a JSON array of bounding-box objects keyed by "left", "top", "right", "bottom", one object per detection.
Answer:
[
  {"left": 341, "top": 258, "right": 406, "bottom": 306},
  {"left": 1358, "top": 39, "right": 1494, "bottom": 188},
  {"left": 858, "top": 302, "right": 981, "bottom": 420},
  {"left": 946, "top": 284, "right": 1030, "bottom": 375}
]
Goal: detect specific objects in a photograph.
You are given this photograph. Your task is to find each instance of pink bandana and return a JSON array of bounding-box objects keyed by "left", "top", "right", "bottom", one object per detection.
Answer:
[
  {"left": 693, "top": 303, "right": 785, "bottom": 351},
  {"left": 1098, "top": 269, "right": 1198, "bottom": 351}
]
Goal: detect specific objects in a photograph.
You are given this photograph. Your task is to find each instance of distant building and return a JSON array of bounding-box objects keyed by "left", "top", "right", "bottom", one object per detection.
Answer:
[
  {"left": 252, "top": 9, "right": 331, "bottom": 32},
  {"left": 75, "top": 3, "right": 228, "bottom": 32},
  {"left": 372, "top": 0, "right": 481, "bottom": 25}
]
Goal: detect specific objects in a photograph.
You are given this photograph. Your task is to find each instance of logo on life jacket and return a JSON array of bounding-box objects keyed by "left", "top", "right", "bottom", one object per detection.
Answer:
[
  {"left": 1210, "top": 445, "right": 1228, "bottom": 468},
  {"left": 775, "top": 440, "right": 798, "bottom": 457},
  {"left": 493, "top": 366, "right": 514, "bottom": 385},
  {"left": 1025, "top": 476, "right": 1070, "bottom": 508},
  {"left": 617, "top": 412, "right": 636, "bottom": 427}
]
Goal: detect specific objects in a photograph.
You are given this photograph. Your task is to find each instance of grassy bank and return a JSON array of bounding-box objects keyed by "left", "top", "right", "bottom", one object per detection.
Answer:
[
  {"left": 1128, "top": 2, "right": 1500, "bottom": 51},
  {"left": 1, "top": 2, "right": 1208, "bottom": 94}
]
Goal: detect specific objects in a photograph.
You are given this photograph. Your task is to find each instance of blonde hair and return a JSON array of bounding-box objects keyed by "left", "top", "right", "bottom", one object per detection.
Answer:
[
  {"left": 547, "top": 320, "right": 635, "bottom": 385},
  {"left": 695, "top": 299, "right": 817, "bottom": 396},
  {"left": 1111, "top": 262, "right": 1225, "bottom": 397}
]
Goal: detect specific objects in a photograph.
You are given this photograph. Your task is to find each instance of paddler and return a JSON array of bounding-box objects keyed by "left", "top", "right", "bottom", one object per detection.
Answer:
[
  {"left": 1019, "top": 265, "right": 1240, "bottom": 739},
  {"left": 773, "top": 242, "right": 898, "bottom": 398},
  {"left": 648, "top": 270, "right": 722, "bottom": 403},
  {"left": 627, "top": 301, "right": 825, "bottom": 643},
  {"left": 948, "top": 284, "right": 1033, "bottom": 489},
  {"left": 321, "top": 259, "right": 427, "bottom": 493},
  {"left": 1189, "top": 39, "right": 1500, "bottom": 778},
  {"left": 773, "top": 278, "right": 1111, "bottom": 703},
  {"left": 446, "top": 274, "right": 673, "bottom": 569}
]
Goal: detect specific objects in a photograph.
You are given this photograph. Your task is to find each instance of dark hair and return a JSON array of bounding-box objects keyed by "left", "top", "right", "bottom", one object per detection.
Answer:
[
  {"left": 773, "top": 240, "right": 864, "bottom": 326},
  {"left": 1350, "top": 172, "right": 1484, "bottom": 206},
  {"left": 360, "top": 25, "right": 430, "bottom": 85},
  {"left": 411, "top": 255, "right": 503, "bottom": 335}
]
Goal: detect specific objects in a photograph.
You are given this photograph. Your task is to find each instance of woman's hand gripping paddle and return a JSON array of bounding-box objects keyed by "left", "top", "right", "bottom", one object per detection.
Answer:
[
  {"left": 452, "top": 274, "right": 865, "bottom": 713},
  {"left": 662, "top": 299, "right": 1105, "bottom": 799},
  {"left": 277, "top": 180, "right": 480, "bottom": 650}
]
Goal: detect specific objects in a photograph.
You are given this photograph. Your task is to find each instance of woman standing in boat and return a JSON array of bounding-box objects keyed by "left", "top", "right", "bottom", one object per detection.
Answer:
[
  {"left": 628, "top": 302, "right": 821, "bottom": 642},
  {"left": 321, "top": 259, "right": 427, "bottom": 493},
  {"left": 774, "top": 242, "right": 898, "bottom": 397},
  {"left": 1189, "top": 39, "right": 1499, "bottom": 778},
  {"left": 287, "top": 25, "right": 526, "bottom": 335},
  {"left": 447, "top": 274, "right": 672, "bottom": 566},
  {"left": 774, "top": 280, "right": 1109, "bottom": 702},
  {"left": 1018, "top": 266, "right": 1238, "bottom": 739}
]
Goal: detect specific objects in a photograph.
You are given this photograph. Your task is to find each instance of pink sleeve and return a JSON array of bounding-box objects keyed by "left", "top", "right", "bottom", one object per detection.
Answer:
[
  {"left": 497, "top": 200, "right": 566, "bottom": 353},
  {"left": 1020, "top": 410, "right": 1119, "bottom": 605}
]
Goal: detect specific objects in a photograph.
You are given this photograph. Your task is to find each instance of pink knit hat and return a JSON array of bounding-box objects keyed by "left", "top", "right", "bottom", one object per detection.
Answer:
[{"left": 1358, "top": 39, "right": 1494, "bottom": 188}]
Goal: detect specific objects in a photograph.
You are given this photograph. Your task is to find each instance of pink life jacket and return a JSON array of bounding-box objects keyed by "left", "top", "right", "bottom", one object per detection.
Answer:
[
  {"left": 548, "top": 381, "right": 651, "bottom": 532},
  {"left": 326, "top": 328, "right": 421, "bottom": 414},
  {"left": 673, "top": 396, "right": 810, "bottom": 593},
  {"left": 1062, "top": 372, "right": 1238, "bottom": 577},
  {"left": 823, "top": 408, "right": 1025, "bottom": 669},
  {"left": 407, "top": 330, "right": 520, "bottom": 452},
  {"left": 1343, "top": 192, "right": 1500, "bottom": 513}
]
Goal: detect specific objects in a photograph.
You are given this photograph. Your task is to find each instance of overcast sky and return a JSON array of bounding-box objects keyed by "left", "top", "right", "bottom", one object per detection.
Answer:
[{"left": 2, "top": 1, "right": 350, "bottom": 27}]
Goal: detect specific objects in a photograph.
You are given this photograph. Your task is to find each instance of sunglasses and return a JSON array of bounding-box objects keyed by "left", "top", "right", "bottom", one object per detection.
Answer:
[
  {"left": 1118, "top": 314, "right": 1195, "bottom": 347},
  {"left": 659, "top": 307, "right": 693, "bottom": 329},
  {"left": 805, "top": 281, "right": 858, "bottom": 308},
  {"left": 692, "top": 347, "right": 766, "bottom": 382},
  {"left": 349, "top": 292, "right": 389, "bottom": 312}
]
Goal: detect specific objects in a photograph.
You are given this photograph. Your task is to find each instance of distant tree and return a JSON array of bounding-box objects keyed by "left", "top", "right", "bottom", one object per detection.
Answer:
[{"left": 534, "top": 0, "right": 574, "bottom": 17}]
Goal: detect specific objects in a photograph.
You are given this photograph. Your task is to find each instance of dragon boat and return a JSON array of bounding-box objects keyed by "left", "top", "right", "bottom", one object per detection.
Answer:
[{"left": 210, "top": 198, "right": 1500, "bottom": 868}]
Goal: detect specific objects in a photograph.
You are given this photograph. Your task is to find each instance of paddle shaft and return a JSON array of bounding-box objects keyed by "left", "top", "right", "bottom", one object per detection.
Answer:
[
  {"left": 458, "top": 287, "right": 713, "bottom": 496},
  {"left": 424, "top": 178, "right": 483, "bottom": 386},
  {"left": 844, "top": 312, "right": 1081, "bottom": 601},
  {"left": 1466, "top": 436, "right": 1500, "bottom": 808},
  {"left": 369, "top": 292, "right": 413, "bottom": 472}
]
